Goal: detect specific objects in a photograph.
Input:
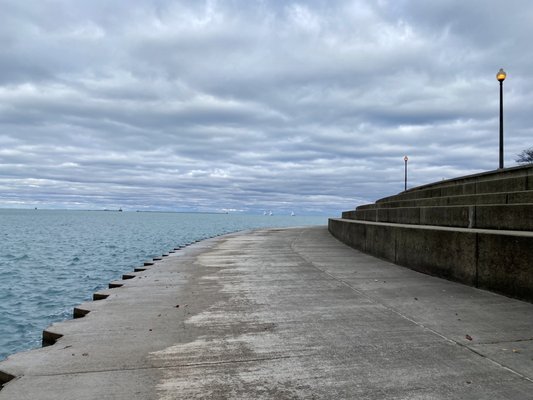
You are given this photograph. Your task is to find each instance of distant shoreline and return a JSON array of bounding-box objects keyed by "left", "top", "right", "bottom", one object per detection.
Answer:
[
  {"left": 0, "top": 208, "right": 228, "bottom": 215},
  {"left": 0, "top": 208, "right": 330, "bottom": 217}
]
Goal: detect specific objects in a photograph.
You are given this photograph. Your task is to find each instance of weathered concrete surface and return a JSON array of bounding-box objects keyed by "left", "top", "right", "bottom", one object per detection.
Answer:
[{"left": 1, "top": 227, "right": 533, "bottom": 399}]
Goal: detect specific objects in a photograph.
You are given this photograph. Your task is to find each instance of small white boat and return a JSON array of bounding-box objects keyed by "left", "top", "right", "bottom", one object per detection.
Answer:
[{"left": 291, "top": 211, "right": 295, "bottom": 216}]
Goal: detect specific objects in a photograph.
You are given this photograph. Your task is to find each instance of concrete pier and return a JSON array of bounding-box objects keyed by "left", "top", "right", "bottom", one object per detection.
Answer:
[{"left": 1, "top": 226, "right": 532, "bottom": 399}]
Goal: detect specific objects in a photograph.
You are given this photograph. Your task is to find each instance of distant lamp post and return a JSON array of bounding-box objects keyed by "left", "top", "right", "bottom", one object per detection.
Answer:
[
  {"left": 497, "top": 68, "right": 507, "bottom": 169},
  {"left": 404, "top": 156, "right": 409, "bottom": 191}
]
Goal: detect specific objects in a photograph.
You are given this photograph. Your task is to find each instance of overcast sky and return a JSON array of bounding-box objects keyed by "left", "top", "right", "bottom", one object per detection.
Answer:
[{"left": 0, "top": 0, "right": 532, "bottom": 215}]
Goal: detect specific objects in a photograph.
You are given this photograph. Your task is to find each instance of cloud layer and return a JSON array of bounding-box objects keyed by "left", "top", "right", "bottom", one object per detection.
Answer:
[{"left": 1, "top": 0, "right": 532, "bottom": 215}]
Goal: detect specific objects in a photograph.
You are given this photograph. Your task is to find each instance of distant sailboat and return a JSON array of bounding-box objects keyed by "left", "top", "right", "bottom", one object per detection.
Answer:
[
  {"left": 269, "top": 210, "right": 273, "bottom": 216},
  {"left": 263, "top": 211, "right": 267, "bottom": 216},
  {"left": 291, "top": 211, "right": 295, "bottom": 216}
]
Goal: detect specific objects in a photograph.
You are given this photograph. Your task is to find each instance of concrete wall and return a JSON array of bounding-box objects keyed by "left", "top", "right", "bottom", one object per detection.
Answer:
[
  {"left": 328, "top": 218, "right": 533, "bottom": 302},
  {"left": 347, "top": 204, "right": 533, "bottom": 231}
]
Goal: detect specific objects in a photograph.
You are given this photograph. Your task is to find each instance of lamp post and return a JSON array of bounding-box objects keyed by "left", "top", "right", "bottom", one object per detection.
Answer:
[
  {"left": 497, "top": 68, "right": 507, "bottom": 169},
  {"left": 404, "top": 155, "right": 408, "bottom": 191}
]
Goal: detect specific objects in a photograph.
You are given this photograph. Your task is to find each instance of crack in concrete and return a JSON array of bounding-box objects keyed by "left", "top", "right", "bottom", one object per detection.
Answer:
[
  {"left": 8, "top": 354, "right": 308, "bottom": 379},
  {"left": 476, "top": 337, "right": 533, "bottom": 345}
]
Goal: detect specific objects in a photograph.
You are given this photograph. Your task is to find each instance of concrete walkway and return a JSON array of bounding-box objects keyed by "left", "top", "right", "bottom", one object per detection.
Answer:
[{"left": 1, "top": 226, "right": 532, "bottom": 399}]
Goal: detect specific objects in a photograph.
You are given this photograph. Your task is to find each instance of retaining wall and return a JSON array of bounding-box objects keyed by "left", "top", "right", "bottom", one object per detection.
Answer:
[{"left": 330, "top": 165, "right": 533, "bottom": 302}]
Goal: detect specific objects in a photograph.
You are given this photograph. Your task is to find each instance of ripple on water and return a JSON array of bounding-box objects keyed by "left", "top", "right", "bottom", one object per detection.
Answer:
[{"left": 2, "top": 253, "right": 29, "bottom": 261}]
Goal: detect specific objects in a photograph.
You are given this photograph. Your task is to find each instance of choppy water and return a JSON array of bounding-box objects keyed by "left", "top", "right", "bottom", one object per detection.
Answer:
[{"left": 0, "top": 209, "right": 326, "bottom": 360}]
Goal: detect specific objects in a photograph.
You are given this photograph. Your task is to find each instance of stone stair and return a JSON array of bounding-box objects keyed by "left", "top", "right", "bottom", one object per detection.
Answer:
[{"left": 329, "top": 165, "right": 533, "bottom": 302}]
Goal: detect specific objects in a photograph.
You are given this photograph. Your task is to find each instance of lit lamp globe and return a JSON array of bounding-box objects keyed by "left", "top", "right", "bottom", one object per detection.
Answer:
[{"left": 497, "top": 68, "right": 506, "bottom": 82}]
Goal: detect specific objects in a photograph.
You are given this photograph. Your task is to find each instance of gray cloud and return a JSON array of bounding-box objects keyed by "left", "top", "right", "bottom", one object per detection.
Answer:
[{"left": 0, "top": 0, "right": 532, "bottom": 215}]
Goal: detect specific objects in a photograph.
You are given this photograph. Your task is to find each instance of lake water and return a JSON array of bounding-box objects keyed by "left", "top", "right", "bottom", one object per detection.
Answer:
[{"left": 0, "top": 209, "right": 326, "bottom": 360}]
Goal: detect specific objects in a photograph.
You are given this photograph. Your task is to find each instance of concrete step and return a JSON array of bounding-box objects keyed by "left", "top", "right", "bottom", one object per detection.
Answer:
[
  {"left": 379, "top": 175, "right": 532, "bottom": 204},
  {"left": 358, "top": 190, "right": 533, "bottom": 210},
  {"left": 346, "top": 204, "right": 533, "bottom": 231},
  {"left": 328, "top": 218, "right": 533, "bottom": 302},
  {"left": 377, "top": 165, "right": 533, "bottom": 204}
]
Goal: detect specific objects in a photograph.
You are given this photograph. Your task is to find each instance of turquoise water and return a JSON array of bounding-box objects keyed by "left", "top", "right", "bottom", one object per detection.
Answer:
[{"left": 0, "top": 209, "right": 326, "bottom": 360}]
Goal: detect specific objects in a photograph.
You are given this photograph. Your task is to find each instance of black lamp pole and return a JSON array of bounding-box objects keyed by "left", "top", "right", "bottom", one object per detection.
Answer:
[
  {"left": 497, "top": 68, "right": 507, "bottom": 169},
  {"left": 404, "top": 156, "right": 408, "bottom": 191}
]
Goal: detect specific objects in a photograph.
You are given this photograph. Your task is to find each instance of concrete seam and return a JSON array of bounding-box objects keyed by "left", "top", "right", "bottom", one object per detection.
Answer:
[
  {"left": 7, "top": 354, "right": 307, "bottom": 379},
  {"left": 293, "top": 232, "right": 459, "bottom": 345},
  {"left": 457, "top": 345, "right": 533, "bottom": 383},
  {"left": 314, "top": 261, "right": 533, "bottom": 383},
  {"left": 294, "top": 229, "right": 533, "bottom": 384},
  {"left": 477, "top": 338, "right": 533, "bottom": 345}
]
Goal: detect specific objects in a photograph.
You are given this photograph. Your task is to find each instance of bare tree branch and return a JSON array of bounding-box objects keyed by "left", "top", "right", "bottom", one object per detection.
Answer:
[{"left": 516, "top": 147, "right": 533, "bottom": 164}]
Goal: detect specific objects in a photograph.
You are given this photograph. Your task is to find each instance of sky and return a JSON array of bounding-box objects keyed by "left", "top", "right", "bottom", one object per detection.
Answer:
[{"left": 0, "top": 0, "right": 532, "bottom": 215}]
